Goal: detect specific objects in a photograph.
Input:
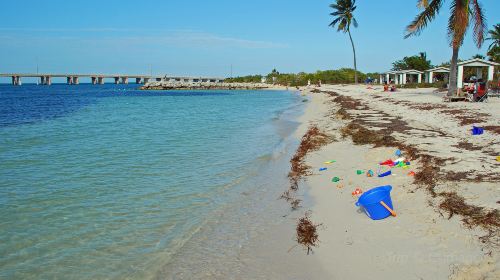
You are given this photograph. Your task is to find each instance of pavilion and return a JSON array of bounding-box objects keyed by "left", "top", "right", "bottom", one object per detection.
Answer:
[
  {"left": 424, "top": 66, "right": 450, "bottom": 83},
  {"left": 380, "top": 69, "right": 423, "bottom": 85},
  {"left": 456, "top": 58, "right": 499, "bottom": 88}
]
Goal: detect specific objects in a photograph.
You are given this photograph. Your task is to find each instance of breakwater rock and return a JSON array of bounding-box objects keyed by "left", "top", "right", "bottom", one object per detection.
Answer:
[{"left": 140, "top": 81, "right": 270, "bottom": 90}]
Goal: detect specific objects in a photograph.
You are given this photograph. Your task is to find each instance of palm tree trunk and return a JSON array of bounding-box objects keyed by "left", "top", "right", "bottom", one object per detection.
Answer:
[
  {"left": 448, "top": 46, "right": 460, "bottom": 96},
  {"left": 347, "top": 29, "right": 358, "bottom": 84}
]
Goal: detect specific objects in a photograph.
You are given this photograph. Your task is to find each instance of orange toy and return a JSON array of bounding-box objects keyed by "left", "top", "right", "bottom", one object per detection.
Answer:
[
  {"left": 408, "top": 171, "right": 416, "bottom": 177},
  {"left": 352, "top": 188, "right": 363, "bottom": 197}
]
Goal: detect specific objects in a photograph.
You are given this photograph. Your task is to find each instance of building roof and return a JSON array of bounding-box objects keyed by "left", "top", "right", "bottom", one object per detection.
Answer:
[
  {"left": 425, "top": 66, "right": 450, "bottom": 73},
  {"left": 400, "top": 69, "right": 424, "bottom": 74},
  {"left": 457, "top": 58, "right": 500, "bottom": 67},
  {"left": 383, "top": 69, "right": 423, "bottom": 74}
]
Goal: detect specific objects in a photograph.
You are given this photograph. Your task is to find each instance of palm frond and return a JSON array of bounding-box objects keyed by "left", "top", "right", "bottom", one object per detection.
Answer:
[
  {"left": 469, "top": 0, "right": 487, "bottom": 48},
  {"left": 417, "top": 0, "right": 430, "bottom": 8},
  {"left": 329, "top": 0, "right": 358, "bottom": 32},
  {"left": 329, "top": 17, "right": 342, "bottom": 27},
  {"left": 352, "top": 17, "right": 358, "bottom": 28},
  {"left": 405, "top": 0, "right": 444, "bottom": 38}
]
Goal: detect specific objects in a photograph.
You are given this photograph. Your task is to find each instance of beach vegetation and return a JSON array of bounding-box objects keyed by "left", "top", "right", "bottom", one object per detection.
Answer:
[
  {"left": 392, "top": 52, "right": 433, "bottom": 71},
  {"left": 486, "top": 25, "right": 500, "bottom": 62},
  {"left": 224, "top": 75, "right": 263, "bottom": 83},
  {"left": 487, "top": 45, "right": 500, "bottom": 63},
  {"left": 226, "top": 68, "right": 373, "bottom": 86},
  {"left": 471, "top": 53, "right": 485, "bottom": 59},
  {"left": 329, "top": 0, "right": 359, "bottom": 84},
  {"left": 405, "top": 0, "right": 488, "bottom": 97},
  {"left": 486, "top": 23, "right": 500, "bottom": 50}
]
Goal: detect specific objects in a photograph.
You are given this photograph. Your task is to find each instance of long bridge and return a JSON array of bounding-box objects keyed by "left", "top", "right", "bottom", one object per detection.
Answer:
[{"left": 0, "top": 73, "right": 225, "bottom": 85}]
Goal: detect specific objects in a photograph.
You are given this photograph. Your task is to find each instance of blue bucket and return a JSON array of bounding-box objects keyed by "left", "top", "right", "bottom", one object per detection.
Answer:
[{"left": 355, "top": 185, "right": 394, "bottom": 220}]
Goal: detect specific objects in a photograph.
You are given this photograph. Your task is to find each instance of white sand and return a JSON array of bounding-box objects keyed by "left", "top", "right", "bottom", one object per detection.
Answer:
[{"left": 293, "top": 85, "right": 499, "bottom": 279}]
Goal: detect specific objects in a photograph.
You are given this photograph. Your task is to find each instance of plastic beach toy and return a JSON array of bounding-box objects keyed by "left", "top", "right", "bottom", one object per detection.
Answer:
[
  {"left": 380, "top": 159, "right": 395, "bottom": 166},
  {"left": 366, "top": 170, "right": 374, "bottom": 177},
  {"left": 355, "top": 185, "right": 395, "bottom": 220},
  {"left": 352, "top": 187, "right": 363, "bottom": 196},
  {"left": 496, "top": 156, "right": 500, "bottom": 162},
  {"left": 471, "top": 126, "right": 484, "bottom": 135},
  {"left": 324, "top": 160, "right": 336, "bottom": 164},
  {"left": 395, "top": 149, "right": 402, "bottom": 156},
  {"left": 356, "top": 170, "right": 364, "bottom": 175},
  {"left": 332, "top": 177, "right": 341, "bottom": 182},
  {"left": 378, "top": 170, "right": 392, "bottom": 178},
  {"left": 319, "top": 168, "right": 328, "bottom": 171}
]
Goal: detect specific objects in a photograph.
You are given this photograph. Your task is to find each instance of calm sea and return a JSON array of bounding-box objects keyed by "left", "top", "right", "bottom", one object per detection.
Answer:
[{"left": 0, "top": 84, "right": 304, "bottom": 279}]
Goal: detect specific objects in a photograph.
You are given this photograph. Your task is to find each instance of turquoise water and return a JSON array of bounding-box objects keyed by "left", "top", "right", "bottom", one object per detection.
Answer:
[{"left": 0, "top": 85, "right": 303, "bottom": 279}]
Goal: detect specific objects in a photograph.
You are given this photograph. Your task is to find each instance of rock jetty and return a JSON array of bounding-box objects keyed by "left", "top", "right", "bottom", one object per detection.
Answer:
[{"left": 140, "top": 81, "right": 270, "bottom": 90}]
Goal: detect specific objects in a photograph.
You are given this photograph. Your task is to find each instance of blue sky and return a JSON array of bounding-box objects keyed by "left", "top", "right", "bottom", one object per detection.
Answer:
[{"left": 0, "top": 0, "right": 499, "bottom": 77}]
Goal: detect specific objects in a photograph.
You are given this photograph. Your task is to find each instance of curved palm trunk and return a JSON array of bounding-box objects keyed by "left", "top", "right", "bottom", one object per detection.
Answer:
[
  {"left": 347, "top": 29, "right": 358, "bottom": 84},
  {"left": 447, "top": 46, "right": 460, "bottom": 96}
]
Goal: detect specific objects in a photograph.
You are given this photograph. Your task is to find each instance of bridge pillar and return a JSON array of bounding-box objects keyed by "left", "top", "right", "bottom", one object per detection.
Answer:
[
  {"left": 144, "top": 78, "right": 150, "bottom": 84},
  {"left": 114, "top": 77, "right": 120, "bottom": 84},
  {"left": 67, "top": 77, "right": 73, "bottom": 85},
  {"left": 46, "top": 76, "right": 52, "bottom": 85},
  {"left": 40, "top": 76, "right": 46, "bottom": 85},
  {"left": 91, "top": 77, "right": 97, "bottom": 85},
  {"left": 98, "top": 77, "right": 104, "bottom": 84},
  {"left": 136, "top": 78, "right": 142, "bottom": 84},
  {"left": 12, "top": 76, "right": 21, "bottom": 86},
  {"left": 73, "top": 77, "right": 79, "bottom": 85},
  {"left": 121, "top": 77, "right": 128, "bottom": 84}
]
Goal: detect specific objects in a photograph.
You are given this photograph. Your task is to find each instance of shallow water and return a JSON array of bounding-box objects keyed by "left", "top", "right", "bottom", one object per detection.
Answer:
[{"left": 0, "top": 84, "right": 303, "bottom": 279}]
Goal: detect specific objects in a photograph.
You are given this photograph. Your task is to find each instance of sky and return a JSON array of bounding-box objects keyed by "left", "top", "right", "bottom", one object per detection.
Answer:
[{"left": 0, "top": 0, "right": 499, "bottom": 78}]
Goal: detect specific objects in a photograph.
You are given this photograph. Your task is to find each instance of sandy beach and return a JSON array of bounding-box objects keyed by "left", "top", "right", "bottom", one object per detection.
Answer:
[{"left": 285, "top": 84, "right": 499, "bottom": 279}]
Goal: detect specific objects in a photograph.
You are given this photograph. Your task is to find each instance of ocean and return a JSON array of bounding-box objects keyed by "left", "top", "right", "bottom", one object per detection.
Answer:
[{"left": 0, "top": 84, "right": 304, "bottom": 279}]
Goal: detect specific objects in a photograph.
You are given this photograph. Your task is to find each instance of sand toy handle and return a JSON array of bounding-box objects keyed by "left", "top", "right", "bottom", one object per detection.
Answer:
[{"left": 380, "top": 201, "right": 396, "bottom": 217}]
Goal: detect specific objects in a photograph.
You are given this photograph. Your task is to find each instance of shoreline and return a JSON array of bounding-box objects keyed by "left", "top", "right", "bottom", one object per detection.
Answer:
[{"left": 287, "top": 84, "right": 499, "bottom": 279}]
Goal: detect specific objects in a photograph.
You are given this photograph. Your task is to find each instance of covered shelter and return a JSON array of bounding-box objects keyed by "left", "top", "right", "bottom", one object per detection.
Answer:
[
  {"left": 425, "top": 66, "right": 450, "bottom": 83},
  {"left": 380, "top": 71, "right": 399, "bottom": 84},
  {"left": 380, "top": 69, "right": 423, "bottom": 85},
  {"left": 457, "top": 58, "right": 499, "bottom": 88}
]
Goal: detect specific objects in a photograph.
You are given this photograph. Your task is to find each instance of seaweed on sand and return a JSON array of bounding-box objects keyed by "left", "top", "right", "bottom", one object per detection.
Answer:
[
  {"left": 296, "top": 211, "right": 322, "bottom": 255},
  {"left": 438, "top": 192, "right": 500, "bottom": 246},
  {"left": 288, "top": 126, "right": 330, "bottom": 186},
  {"left": 281, "top": 126, "right": 332, "bottom": 210},
  {"left": 335, "top": 108, "right": 351, "bottom": 120}
]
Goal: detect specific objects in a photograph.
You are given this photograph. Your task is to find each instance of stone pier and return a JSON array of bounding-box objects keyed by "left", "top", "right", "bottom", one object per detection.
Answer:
[
  {"left": 114, "top": 77, "right": 120, "bottom": 84},
  {"left": 135, "top": 78, "right": 142, "bottom": 84},
  {"left": 121, "top": 77, "right": 128, "bottom": 84}
]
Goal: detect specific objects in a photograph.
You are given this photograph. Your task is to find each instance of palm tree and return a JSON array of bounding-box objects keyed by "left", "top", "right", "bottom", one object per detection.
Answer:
[
  {"left": 329, "top": 0, "right": 359, "bottom": 84},
  {"left": 405, "top": 0, "right": 487, "bottom": 96},
  {"left": 486, "top": 24, "right": 500, "bottom": 50}
]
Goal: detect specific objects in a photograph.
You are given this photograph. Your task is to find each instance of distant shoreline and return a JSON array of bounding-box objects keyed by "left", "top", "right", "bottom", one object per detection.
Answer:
[{"left": 139, "top": 81, "right": 286, "bottom": 90}]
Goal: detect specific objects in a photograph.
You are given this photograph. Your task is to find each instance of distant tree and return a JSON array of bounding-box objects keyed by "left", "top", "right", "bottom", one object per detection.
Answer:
[
  {"left": 329, "top": 0, "right": 359, "bottom": 84},
  {"left": 392, "top": 52, "right": 432, "bottom": 71},
  {"left": 405, "top": 0, "right": 487, "bottom": 97},
  {"left": 486, "top": 24, "right": 500, "bottom": 50},
  {"left": 487, "top": 45, "right": 500, "bottom": 63},
  {"left": 472, "top": 54, "right": 485, "bottom": 59},
  {"left": 486, "top": 24, "right": 500, "bottom": 62}
]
